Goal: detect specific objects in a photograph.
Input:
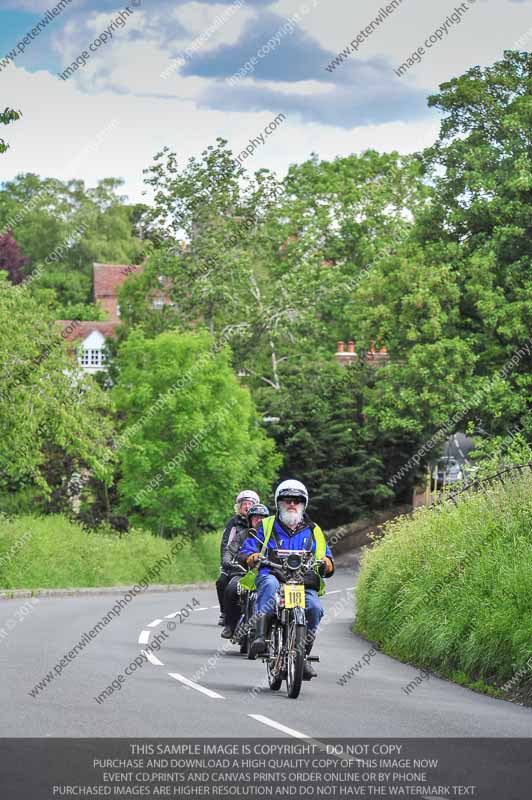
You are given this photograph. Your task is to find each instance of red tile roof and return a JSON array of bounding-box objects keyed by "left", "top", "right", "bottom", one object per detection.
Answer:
[
  {"left": 93, "top": 263, "right": 142, "bottom": 300},
  {"left": 56, "top": 320, "right": 120, "bottom": 342}
]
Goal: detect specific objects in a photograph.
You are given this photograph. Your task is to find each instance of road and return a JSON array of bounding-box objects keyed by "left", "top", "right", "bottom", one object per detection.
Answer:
[{"left": 1, "top": 566, "right": 531, "bottom": 740}]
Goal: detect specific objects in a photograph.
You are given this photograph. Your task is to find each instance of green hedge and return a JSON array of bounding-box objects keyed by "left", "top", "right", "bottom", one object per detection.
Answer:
[
  {"left": 0, "top": 514, "right": 219, "bottom": 590},
  {"left": 355, "top": 471, "right": 532, "bottom": 702}
]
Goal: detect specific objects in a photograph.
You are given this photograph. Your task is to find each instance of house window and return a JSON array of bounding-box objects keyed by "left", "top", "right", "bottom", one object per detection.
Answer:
[{"left": 80, "top": 348, "right": 106, "bottom": 368}]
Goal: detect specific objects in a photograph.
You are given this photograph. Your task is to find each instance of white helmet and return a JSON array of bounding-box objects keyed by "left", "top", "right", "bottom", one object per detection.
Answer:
[
  {"left": 234, "top": 489, "right": 260, "bottom": 514},
  {"left": 274, "top": 479, "right": 308, "bottom": 511},
  {"left": 236, "top": 490, "right": 259, "bottom": 505}
]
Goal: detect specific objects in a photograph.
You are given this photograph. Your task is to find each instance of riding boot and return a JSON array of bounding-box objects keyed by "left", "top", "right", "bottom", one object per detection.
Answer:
[
  {"left": 249, "top": 615, "right": 269, "bottom": 657},
  {"left": 303, "top": 632, "right": 317, "bottom": 680}
]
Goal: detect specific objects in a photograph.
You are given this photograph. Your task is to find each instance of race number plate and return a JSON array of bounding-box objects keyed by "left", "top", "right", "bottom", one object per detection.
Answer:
[{"left": 284, "top": 584, "right": 305, "bottom": 608}]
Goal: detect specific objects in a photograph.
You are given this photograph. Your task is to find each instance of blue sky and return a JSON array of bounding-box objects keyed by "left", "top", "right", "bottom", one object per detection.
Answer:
[{"left": 1, "top": 0, "right": 531, "bottom": 201}]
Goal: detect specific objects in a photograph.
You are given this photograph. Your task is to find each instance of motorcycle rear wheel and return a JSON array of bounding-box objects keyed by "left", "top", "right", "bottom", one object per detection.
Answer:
[{"left": 266, "top": 622, "right": 283, "bottom": 690}]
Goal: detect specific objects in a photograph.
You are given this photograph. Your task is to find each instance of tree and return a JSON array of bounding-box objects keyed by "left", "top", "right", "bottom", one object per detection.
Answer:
[
  {"left": 112, "top": 328, "right": 281, "bottom": 537},
  {"left": 264, "top": 359, "right": 400, "bottom": 527},
  {"left": 0, "top": 175, "right": 148, "bottom": 312},
  {"left": 122, "top": 142, "right": 426, "bottom": 393},
  {"left": 0, "top": 107, "right": 21, "bottom": 154},
  {"left": 342, "top": 51, "right": 532, "bottom": 492},
  {"left": 0, "top": 275, "right": 114, "bottom": 500},
  {"left": 0, "top": 229, "right": 27, "bottom": 284}
]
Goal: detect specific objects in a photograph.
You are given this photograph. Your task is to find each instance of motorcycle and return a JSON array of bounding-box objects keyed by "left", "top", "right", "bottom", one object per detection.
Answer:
[
  {"left": 228, "top": 562, "right": 257, "bottom": 657},
  {"left": 258, "top": 549, "right": 320, "bottom": 699}
]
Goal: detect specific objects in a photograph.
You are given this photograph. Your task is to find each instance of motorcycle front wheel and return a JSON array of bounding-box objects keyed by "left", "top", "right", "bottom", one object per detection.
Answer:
[{"left": 286, "top": 617, "right": 305, "bottom": 699}]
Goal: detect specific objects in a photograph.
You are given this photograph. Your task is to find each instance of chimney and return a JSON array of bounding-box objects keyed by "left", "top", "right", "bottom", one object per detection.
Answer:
[
  {"left": 337, "top": 341, "right": 345, "bottom": 353},
  {"left": 347, "top": 340, "right": 355, "bottom": 354}
]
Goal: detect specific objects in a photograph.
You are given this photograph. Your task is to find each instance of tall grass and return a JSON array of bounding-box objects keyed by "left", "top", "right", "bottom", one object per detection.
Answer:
[
  {"left": 355, "top": 471, "right": 532, "bottom": 700},
  {"left": 0, "top": 514, "right": 219, "bottom": 590}
]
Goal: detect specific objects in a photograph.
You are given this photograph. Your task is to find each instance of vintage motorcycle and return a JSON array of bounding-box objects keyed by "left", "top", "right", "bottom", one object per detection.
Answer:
[
  {"left": 258, "top": 550, "right": 320, "bottom": 699},
  {"left": 230, "top": 562, "right": 257, "bottom": 657}
]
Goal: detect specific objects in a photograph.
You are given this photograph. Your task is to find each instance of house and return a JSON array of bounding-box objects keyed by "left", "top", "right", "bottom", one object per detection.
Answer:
[
  {"left": 56, "top": 262, "right": 140, "bottom": 372},
  {"left": 93, "top": 262, "right": 142, "bottom": 322},
  {"left": 58, "top": 320, "right": 118, "bottom": 373},
  {"left": 57, "top": 262, "right": 172, "bottom": 373}
]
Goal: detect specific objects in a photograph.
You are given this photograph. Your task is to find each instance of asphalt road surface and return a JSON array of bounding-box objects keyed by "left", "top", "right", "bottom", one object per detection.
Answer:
[{"left": 1, "top": 567, "right": 531, "bottom": 739}]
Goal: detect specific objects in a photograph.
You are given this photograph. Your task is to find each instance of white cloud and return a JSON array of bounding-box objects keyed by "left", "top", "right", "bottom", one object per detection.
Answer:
[
  {"left": 1, "top": 63, "right": 439, "bottom": 204},
  {"left": 1, "top": 0, "right": 531, "bottom": 205}
]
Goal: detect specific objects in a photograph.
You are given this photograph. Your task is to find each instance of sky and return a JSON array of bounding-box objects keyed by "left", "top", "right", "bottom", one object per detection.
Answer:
[{"left": 0, "top": 0, "right": 531, "bottom": 203}]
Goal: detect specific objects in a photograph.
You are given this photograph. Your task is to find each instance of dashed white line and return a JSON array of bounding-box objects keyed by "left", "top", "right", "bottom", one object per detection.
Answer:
[
  {"left": 210, "top": 605, "right": 219, "bottom": 609},
  {"left": 248, "top": 716, "right": 355, "bottom": 761},
  {"left": 144, "top": 649, "right": 164, "bottom": 666},
  {"left": 195, "top": 607, "right": 209, "bottom": 611},
  {"left": 164, "top": 611, "right": 180, "bottom": 619},
  {"left": 326, "top": 590, "right": 342, "bottom": 595},
  {"left": 248, "top": 714, "right": 311, "bottom": 739},
  {"left": 138, "top": 630, "right": 151, "bottom": 645},
  {"left": 169, "top": 672, "right": 225, "bottom": 699},
  {"left": 148, "top": 619, "right": 163, "bottom": 627}
]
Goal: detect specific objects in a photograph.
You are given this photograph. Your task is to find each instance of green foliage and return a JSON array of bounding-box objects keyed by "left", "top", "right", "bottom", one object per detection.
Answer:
[
  {"left": 123, "top": 141, "right": 427, "bottom": 395},
  {"left": 112, "top": 328, "right": 280, "bottom": 536},
  {"left": 0, "top": 275, "right": 114, "bottom": 496},
  {"left": 0, "top": 107, "right": 21, "bottom": 154},
  {"left": 0, "top": 175, "right": 147, "bottom": 309},
  {"left": 345, "top": 51, "right": 532, "bottom": 480},
  {"left": 59, "top": 302, "right": 108, "bottom": 322},
  {"left": 0, "top": 513, "right": 219, "bottom": 589},
  {"left": 264, "top": 359, "right": 396, "bottom": 527},
  {"left": 355, "top": 470, "right": 532, "bottom": 698}
]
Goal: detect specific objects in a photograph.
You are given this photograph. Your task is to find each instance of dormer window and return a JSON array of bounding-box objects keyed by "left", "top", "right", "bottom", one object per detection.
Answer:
[{"left": 78, "top": 330, "right": 107, "bottom": 372}]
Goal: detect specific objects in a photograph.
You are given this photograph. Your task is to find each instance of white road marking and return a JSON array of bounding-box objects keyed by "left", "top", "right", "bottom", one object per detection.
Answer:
[
  {"left": 169, "top": 672, "right": 225, "bottom": 699},
  {"left": 164, "top": 611, "right": 180, "bottom": 619},
  {"left": 326, "top": 590, "right": 342, "bottom": 595},
  {"left": 144, "top": 649, "right": 164, "bottom": 666},
  {"left": 249, "top": 716, "right": 356, "bottom": 761},
  {"left": 148, "top": 619, "right": 163, "bottom": 627},
  {"left": 138, "top": 630, "right": 151, "bottom": 645},
  {"left": 195, "top": 607, "right": 209, "bottom": 611},
  {"left": 248, "top": 714, "right": 311, "bottom": 739},
  {"left": 210, "top": 605, "right": 219, "bottom": 609}
]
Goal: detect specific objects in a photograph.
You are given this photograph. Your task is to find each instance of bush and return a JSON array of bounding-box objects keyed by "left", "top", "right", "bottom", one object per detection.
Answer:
[
  {"left": 355, "top": 470, "right": 532, "bottom": 701},
  {"left": 0, "top": 514, "right": 219, "bottom": 590}
]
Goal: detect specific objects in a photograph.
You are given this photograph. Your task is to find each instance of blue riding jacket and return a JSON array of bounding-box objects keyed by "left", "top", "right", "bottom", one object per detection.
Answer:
[{"left": 238, "top": 516, "right": 334, "bottom": 589}]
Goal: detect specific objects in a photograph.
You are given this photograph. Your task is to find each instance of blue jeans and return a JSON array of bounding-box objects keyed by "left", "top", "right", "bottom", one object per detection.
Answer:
[{"left": 255, "top": 573, "right": 324, "bottom": 637}]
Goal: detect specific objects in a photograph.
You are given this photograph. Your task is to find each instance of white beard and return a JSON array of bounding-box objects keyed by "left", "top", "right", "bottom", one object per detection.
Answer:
[{"left": 279, "top": 508, "right": 303, "bottom": 528}]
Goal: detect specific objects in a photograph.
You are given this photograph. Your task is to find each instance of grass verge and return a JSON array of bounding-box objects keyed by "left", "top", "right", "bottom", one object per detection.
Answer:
[
  {"left": 354, "top": 471, "right": 532, "bottom": 706},
  {"left": 0, "top": 514, "right": 219, "bottom": 590}
]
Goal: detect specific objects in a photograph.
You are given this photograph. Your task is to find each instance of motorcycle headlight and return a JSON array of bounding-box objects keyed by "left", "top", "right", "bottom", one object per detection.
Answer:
[{"left": 286, "top": 553, "right": 302, "bottom": 570}]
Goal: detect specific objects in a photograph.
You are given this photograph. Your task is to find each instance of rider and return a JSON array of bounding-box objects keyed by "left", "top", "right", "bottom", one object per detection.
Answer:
[
  {"left": 238, "top": 479, "right": 334, "bottom": 680},
  {"left": 220, "top": 503, "right": 270, "bottom": 639},
  {"left": 216, "top": 490, "right": 260, "bottom": 626}
]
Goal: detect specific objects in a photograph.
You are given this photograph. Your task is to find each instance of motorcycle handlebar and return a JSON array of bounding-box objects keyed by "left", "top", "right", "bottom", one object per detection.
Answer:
[{"left": 258, "top": 555, "right": 318, "bottom": 572}]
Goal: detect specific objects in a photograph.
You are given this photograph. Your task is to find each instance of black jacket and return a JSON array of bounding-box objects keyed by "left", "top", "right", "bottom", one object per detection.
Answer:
[{"left": 220, "top": 514, "right": 249, "bottom": 566}]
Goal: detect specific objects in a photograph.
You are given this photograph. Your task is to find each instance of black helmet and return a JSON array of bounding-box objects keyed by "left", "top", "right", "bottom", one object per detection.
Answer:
[{"left": 247, "top": 503, "right": 270, "bottom": 525}]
